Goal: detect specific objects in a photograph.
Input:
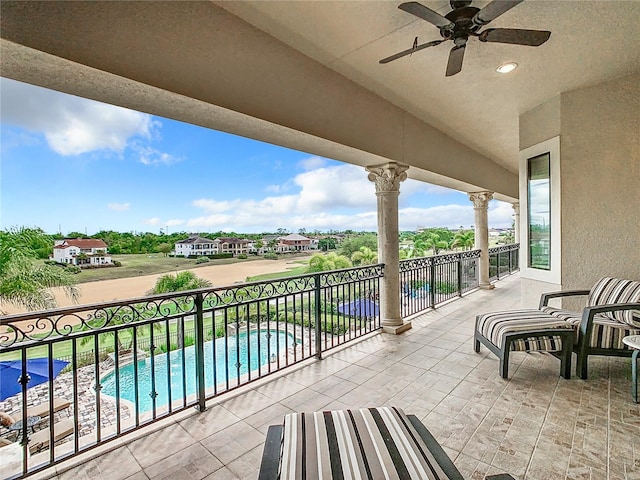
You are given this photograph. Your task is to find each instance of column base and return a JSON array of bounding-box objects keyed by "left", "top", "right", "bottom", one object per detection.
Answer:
[
  {"left": 479, "top": 283, "right": 495, "bottom": 290},
  {"left": 382, "top": 321, "right": 412, "bottom": 335}
]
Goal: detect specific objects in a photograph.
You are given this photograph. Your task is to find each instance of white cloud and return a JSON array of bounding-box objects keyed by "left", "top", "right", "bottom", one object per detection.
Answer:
[
  {"left": 298, "top": 156, "right": 326, "bottom": 171},
  {"left": 1, "top": 78, "right": 183, "bottom": 167},
  {"left": 489, "top": 200, "right": 516, "bottom": 228},
  {"left": 136, "top": 146, "right": 183, "bottom": 166},
  {"left": 167, "top": 219, "right": 185, "bottom": 227},
  {"left": 1, "top": 79, "right": 153, "bottom": 156},
  {"left": 171, "top": 163, "right": 514, "bottom": 232},
  {"left": 265, "top": 184, "right": 281, "bottom": 193},
  {"left": 143, "top": 217, "right": 162, "bottom": 226},
  {"left": 294, "top": 164, "right": 375, "bottom": 212},
  {"left": 108, "top": 202, "right": 130, "bottom": 212}
]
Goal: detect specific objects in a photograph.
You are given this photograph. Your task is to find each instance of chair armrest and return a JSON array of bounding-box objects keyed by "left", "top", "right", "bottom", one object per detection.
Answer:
[
  {"left": 583, "top": 302, "right": 640, "bottom": 317},
  {"left": 579, "top": 302, "right": 640, "bottom": 335},
  {"left": 258, "top": 425, "right": 283, "bottom": 480},
  {"left": 407, "top": 415, "right": 464, "bottom": 480},
  {"left": 539, "top": 289, "right": 590, "bottom": 308}
]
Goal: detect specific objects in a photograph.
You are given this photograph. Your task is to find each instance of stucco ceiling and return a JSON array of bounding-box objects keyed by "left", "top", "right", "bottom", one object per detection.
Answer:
[
  {"left": 219, "top": 0, "right": 640, "bottom": 172},
  {"left": 1, "top": 1, "right": 638, "bottom": 197}
]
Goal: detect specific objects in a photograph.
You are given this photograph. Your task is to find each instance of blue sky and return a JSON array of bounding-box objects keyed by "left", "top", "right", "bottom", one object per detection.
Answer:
[{"left": 1, "top": 78, "right": 513, "bottom": 235}]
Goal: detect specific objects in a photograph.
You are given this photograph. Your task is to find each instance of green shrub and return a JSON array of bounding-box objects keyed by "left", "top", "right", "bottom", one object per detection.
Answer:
[
  {"left": 195, "top": 257, "right": 210, "bottom": 264},
  {"left": 113, "top": 260, "right": 122, "bottom": 267},
  {"left": 263, "top": 253, "right": 278, "bottom": 260},
  {"left": 237, "top": 254, "right": 248, "bottom": 259},
  {"left": 66, "top": 265, "right": 81, "bottom": 274},
  {"left": 435, "top": 281, "right": 456, "bottom": 294},
  {"left": 207, "top": 253, "right": 233, "bottom": 259}
]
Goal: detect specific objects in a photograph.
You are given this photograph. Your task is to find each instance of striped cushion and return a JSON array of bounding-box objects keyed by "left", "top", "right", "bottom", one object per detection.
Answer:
[
  {"left": 280, "top": 407, "right": 452, "bottom": 480},
  {"left": 541, "top": 306, "right": 582, "bottom": 323},
  {"left": 476, "top": 309, "right": 571, "bottom": 349},
  {"left": 588, "top": 317, "right": 640, "bottom": 349},
  {"left": 541, "top": 306, "right": 606, "bottom": 344},
  {"left": 542, "top": 306, "right": 640, "bottom": 348},
  {"left": 509, "top": 335, "right": 565, "bottom": 352},
  {"left": 588, "top": 277, "right": 640, "bottom": 327}
]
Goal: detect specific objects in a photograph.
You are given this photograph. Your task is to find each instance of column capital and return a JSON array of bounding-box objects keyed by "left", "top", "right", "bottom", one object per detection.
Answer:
[
  {"left": 366, "top": 162, "right": 409, "bottom": 194},
  {"left": 468, "top": 191, "right": 494, "bottom": 209},
  {"left": 512, "top": 202, "right": 520, "bottom": 212}
]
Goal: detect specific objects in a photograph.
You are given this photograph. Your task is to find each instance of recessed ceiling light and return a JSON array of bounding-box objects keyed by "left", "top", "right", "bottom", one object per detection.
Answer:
[{"left": 496, "top": 62, "right": 518, "bottom": 74}]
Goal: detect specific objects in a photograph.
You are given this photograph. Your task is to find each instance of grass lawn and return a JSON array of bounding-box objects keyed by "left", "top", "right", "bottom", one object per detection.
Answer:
[
  {"left": 245, "top": 259, "right": 309, "bottom": 282},
  {"left": 56, "top": 254, "right": 255, "bottom": 284},
  {"left": 0, "top": 314, "right": 221, "bottom": 362}
]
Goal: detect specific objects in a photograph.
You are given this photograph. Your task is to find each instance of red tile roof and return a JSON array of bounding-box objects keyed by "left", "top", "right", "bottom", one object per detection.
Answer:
[{"left": 56, "top": 238, "right": 108, "bottom": 249}]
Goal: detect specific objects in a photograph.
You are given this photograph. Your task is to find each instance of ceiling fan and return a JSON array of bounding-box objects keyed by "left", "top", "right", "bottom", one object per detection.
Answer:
[{"left": 380, "top": 0, "right": 551, "bottom": 76}]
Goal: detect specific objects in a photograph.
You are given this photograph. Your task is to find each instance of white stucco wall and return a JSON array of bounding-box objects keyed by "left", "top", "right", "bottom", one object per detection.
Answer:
[
  {"left": 559, "top": 74, "right": 640, "bottom": 289},
  {"left": 519, "top": 74, "right": 640, "bottom": 304}
]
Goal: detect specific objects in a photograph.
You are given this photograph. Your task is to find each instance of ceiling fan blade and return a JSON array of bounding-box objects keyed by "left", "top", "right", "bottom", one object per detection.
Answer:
[
  {"left": 479, "top": 28, "right": 551, "bottom": 46},
  {"left": 446, "top": 45, "right": 465, "bottom": 77},
  {"left": 398, "top": 2, "right": 454, "bottom": 29},
  {"left": 473, "top": 0, "right": 523, "bottom": 26},
  {"left": 379, "top": 39, "right": 444, "bottom": 64}
]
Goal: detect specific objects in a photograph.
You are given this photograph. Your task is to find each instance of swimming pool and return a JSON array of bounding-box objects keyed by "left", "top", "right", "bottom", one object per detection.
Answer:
[{"left": 100, "top": 329, "right": 293, "bottom": 413}]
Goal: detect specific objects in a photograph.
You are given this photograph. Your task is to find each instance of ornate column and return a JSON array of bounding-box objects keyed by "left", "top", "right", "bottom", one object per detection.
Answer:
[
  {"left": 366, "top": 162, "right": 411, "bottom": 334},
  {"left": 512, "top": 202, "right": 520, "bottom": 244},
  {"left": 469, "top": 191, "right": 494, "bottom": 289}
]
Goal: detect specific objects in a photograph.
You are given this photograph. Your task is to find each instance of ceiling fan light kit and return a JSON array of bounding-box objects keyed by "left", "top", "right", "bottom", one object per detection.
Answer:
[{"left": 380, "top": 0, "right": 551, "bottom": 77}]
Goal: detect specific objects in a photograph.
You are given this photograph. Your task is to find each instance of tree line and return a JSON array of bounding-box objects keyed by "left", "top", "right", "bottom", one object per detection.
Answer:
[
  {"left": 0, "top": 226, "right": 508, "bottom": 313},
  {"left": 14, "top": 229, "right": 368, "bottom": 258}
]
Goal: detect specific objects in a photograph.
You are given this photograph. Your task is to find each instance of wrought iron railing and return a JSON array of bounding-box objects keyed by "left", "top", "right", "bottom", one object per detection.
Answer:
[
  {"left": 0, "top": 244, "right": 520, "bottom": 478},
  {"left": 0, "top": 265, "right": 381, "bottom": 478},
  {"left": 400, "top": 250, "right": 482, "bottom": 318},
  {"left": 489, "top": 243, "right": 520, "bottom": 282}
]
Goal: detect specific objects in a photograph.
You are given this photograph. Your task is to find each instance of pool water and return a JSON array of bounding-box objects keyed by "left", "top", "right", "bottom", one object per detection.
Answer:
[{"left": 101, "top": 330, "right": 292, "bottom": 413}]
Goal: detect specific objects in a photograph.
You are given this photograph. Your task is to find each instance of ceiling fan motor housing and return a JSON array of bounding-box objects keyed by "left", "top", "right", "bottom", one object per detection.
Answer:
[
  {"left": 450, "top": 0, "right": 472, "bottom": 8},
  {"left": 442, "top": 6, "right": 482, "bottom": 39}
]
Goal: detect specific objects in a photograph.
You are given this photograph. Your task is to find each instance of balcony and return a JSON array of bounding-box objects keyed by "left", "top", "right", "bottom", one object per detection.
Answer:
[{"left": 1, "top": 248, "right": 637, "bottom": 479}]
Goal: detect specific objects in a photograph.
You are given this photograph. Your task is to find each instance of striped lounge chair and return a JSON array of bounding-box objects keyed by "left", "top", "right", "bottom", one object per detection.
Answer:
[
  {"left": 258, "top": 407, "right": 515, "bottom": 480},
  {"left": 539, "top": 277, "right": 640, "bottom": 379},
  {"left": 475, "top": 277, "right": 640, "bottom": 380}
]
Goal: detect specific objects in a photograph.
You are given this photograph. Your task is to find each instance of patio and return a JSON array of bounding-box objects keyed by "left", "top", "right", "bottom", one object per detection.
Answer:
[{"left": 35, "top": 274, "right": 639, "bottom": 480}]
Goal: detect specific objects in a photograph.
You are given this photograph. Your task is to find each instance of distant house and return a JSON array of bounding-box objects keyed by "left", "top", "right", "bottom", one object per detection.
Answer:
[
  {"left": 174, "top": 235, "right": 217, "bottom": 256},
  {"left": 52, "top": 238, "right": 112, "bottom": 266},
  {"left": 276, "top": 234, "right": 318, "bottom": 252},
  {"left": 213, "top": 237, "right": 253, "bottom": 256},
  {"left": 174, "top": 235, "right": 254, "bottom": 257}
]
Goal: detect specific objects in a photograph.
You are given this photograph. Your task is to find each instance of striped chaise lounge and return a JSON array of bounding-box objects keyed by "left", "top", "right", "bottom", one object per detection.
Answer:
[
  {"left": 474, "top": 309, "right": 575, "bottom": 379},
  {"left": 475, "top": 277, "right": 640, "bottom": 380},
  {"left": 538, "top": 277, "right": 640, "bottom": 379},
  {"left": 258, "top": 406, "right": 515, "bottom": 480}
]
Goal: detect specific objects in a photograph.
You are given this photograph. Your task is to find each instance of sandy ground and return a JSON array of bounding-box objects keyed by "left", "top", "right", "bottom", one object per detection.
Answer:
[{"left": 3, "top": 256, "right": 312, "bottom": 315}]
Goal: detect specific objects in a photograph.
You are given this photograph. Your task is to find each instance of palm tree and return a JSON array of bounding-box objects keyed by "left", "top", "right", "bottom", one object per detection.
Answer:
[
  {"left": 451, "top": 230, "right": 475, "bottom": 251},
  {"left": 350, "top": 246, "right": 378, "bottom": 266},
  {"left": 148, "top": 271, "right": 212, "bottom": 295},
  {"left": 147, "top": 271, "right": 212, "bottom": 348},
  {"left": 0, "top": 227, "right": 79, "bottom": 313},
  {"left": 423, "top": 233, "right": 449, "bottom": 255},
  {"left": 307, "top": 253, "right": 352, "bottom": 272}
]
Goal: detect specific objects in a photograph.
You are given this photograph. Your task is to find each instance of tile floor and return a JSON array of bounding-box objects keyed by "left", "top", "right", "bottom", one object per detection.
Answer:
[{"left": 34, "top": 275, "right": 640, "bottom": 480}]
